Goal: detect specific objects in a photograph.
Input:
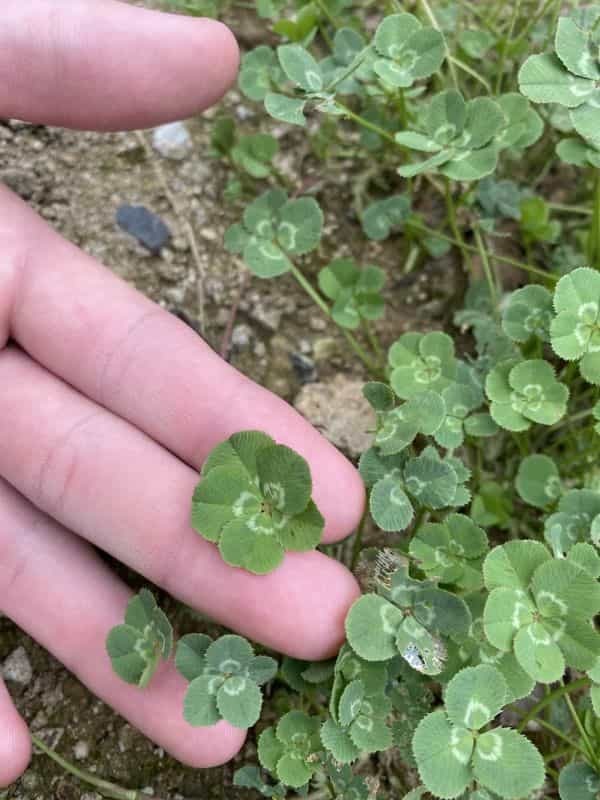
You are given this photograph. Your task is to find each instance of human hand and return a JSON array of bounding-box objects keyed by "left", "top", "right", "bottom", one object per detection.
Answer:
[{"left": 0, "top": 0, "right": 364, "bottom": 786}]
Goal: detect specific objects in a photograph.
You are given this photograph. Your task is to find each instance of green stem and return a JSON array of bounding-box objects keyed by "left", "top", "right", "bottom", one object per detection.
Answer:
[
  {"left": 334, "top": 101, "right": 398, "bottom": 145},
  {"left": 408, "top": 220, "right": 556, "bottom": 282},
  {"left": 544, "top": 744, "right": 576, "bottom": 764},
  {"left": 288, "top": 264, "right": 376, "bottom": 373},
  {"left": 588, "top": 169, "right": 600, "bottom": 270},
  {"left": 364, "top": 320, "right": 384, "bottom": 363},
  {"left": 494, "top": 0, "right": 521, "bottom": 94},
  {"left": 517, "top": 677, "right": 590, "bottom": 733},
  {"left": 474, "top": 227, "right": 499, "bottom": 317},
  {"left": 562, "top": 684, "right": 600, "bottom": 770},
  {"left": 350, "top": 509, "right": 368, "bottom": 571},
  {"left": 418, "top": 0, "right": 458, "bottom": 88},
  {"left": 314, "top": 0, "right": 338, "bottom": 29},
  {"left": 548, "top": 202, "right": 592, "bottom": 216},
  {"left": 445, "top": 178, "right": 473, "bottom": 274},
  {"left": 31, "top": 734, "right": 157, "bottom": 800},
  {"left": 528, "top": 718, "right": 591, "bottom": 760}
]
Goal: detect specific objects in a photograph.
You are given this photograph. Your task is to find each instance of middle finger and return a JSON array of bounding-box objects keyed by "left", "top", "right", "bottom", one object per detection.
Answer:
[{"left": 0, "top": 347, "right": 360, "bottom": 660}]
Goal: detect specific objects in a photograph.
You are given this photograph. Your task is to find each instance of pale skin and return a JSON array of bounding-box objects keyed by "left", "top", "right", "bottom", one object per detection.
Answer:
[{"left": 0, "top": 0, "right": 365, "bottom": 786}]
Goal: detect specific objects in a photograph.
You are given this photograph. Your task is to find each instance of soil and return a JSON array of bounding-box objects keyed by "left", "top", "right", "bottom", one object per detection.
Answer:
[{"left": 0, "top": 3, "right": 461, "bottom": 798}]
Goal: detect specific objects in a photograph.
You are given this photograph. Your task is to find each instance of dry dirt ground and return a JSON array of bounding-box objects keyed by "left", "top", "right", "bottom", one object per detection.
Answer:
[{"left": 0, "top": 4, "right": 460, "bottom": 798}]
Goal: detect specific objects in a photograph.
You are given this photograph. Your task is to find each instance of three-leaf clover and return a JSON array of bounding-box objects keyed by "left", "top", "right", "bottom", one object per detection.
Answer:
[
  {"left": 239, "top": 46, "right": 283, "bottom": 102},
  {"left": 345, "top": 565, "right": 471, "bottom": 674},
  {"left": 191, "top": 430, "right": 324, "bottom": 574},
  {"left": 434, "top": 381, "right": 497, "bottom": 450},
  {"left": 264, "top": 44, "right": 334, "bottom": 126},
  {"left": 409, "top": 514, "right": 488, "bottom": 591},
  {"left": 483, "top": 540, "right": 600, "bottom": 682},
  {"left": 502, "top": 285, "right": 554, "bottom": 343},
  {"left": 544, "top": 488, "right": 600, "bottom": 555},
  {"left": 372, "top": 13, "right": 445, "bottom": 89},
  {"left": 519, "top": 12, "right": 600, "bottom": 146},
  {"left": 258, "top": 710, "right": 322, "bottom": 788},
  {"left": 232, "top": 133, "right": 279, "bottom": 179},
  {"left": 413, "top": 665, "right": 544, "bottom": 799},
  {"left": 106, "top": 589, "right": 173, "bottom": 688},
  {"left": 389, "top": 331, "right": 457, "bottom": 399},
  {"left": 516, "top": 454, "right": 562, "bottom": 510},
  {"left": 317, "top": 258, "right": 385, "bottom": 329},
  {"left": 559, "top": 762, "right": 600, "bottom": 800},
  {"left": 551, "top": 267, "right": 600, "bottom": 384},
  {"left": 225, "top": 189, "right": 323, "bottom": 279},
  {"left": 485, "top": 359, "right": 569, "bottom": 431},
  {"left": 177, "top": 633, "right": 277, "bottom": 729},
  {"left": 396, "top": 90, "right": 504, "bottom": 181},
  {"left": 372, "top": 391, "right": 445, "bottom": 456}
]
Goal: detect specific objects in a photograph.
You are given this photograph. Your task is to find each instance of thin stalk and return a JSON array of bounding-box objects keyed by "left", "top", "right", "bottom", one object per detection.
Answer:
[
  {"left": 511, "top": 0, "right": 555, "bottom": 48},
  {"left": 408, "top": 220, "right": 556, "bottom": 282},
  {"left": 495, "top": 0, "right": 522, "bottom": 94},
  {"left": 548, "top": 202, "right": 592, "bottom": 216},
  {"left": 334, "top": 101, "right": 398, "bottom": 145},
  {"left": 288, "top": 264, "right": 375, "bottom": 372},
  {"left": 562, "top": 686, "right": 600, "bottom": 770},
  {"left": 364, "top": 320, "right": 384, "bottom": 364},
  {"left": 418, "top": 0, "right": 459, "bottom": 88},
  {"left": 445, "top": 178, "right": 473, "bottom": 274},
  {"left": 588, "top": 169, "right": 600, "bottom": 270},
  {"left": 449, "top": 55, "right": 491, "bottom": 92},
  {"left": 350, "top": 509, "right": 368, "bottom": 571},
  {"left": 544, "top": 744, "right": 576, "bottom": 764},
  {"left": 529, "top": 718, "right": 591, "bottom": 759},
  {"left": 313, "top": 0, "right": 338, "bottom": 29},
  {"left": 517, "top": 677, "right": 590, "bottom": 732},
  {"left": 31, "top": 734, "right": 159, "bottom": 800},
  {"left": 474, "top": 227, "right": 499, "bottom": 317}
]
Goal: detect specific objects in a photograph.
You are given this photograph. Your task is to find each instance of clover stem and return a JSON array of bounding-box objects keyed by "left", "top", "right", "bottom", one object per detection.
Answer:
[
  {"left": 408, "top": 219, "right": 555, "bottom": 282},
  {"left": 494, "top": 0, "right": 521, "bottom": 95},
  {"left": 588, "top": 169, "right": 600, "bottom": 270},
  {"left": 313, "top": 0, "right": 338, "bottom": 30},
  {"left": 510, "top": 0, "right": 555, "bottom": 48},
  {"left": 516, "top": 676, "right": 590, "bottom": 733},
  {"left": 473, "top": 227, "right": 499, "bottom": 318},
  {"left": 561, "top": 682, "right": 600, "bottom": 770},
  {"left": 544, "top": 744, "right": 576, "bottom": 764},
  {"left": 527, "top": 718, "right": 591, "bottom": 760},
  {"left": 350, "top": 508, "right": 368, "bottom": 571},
  {"left": 30, "top": 734, "right": 160, "bottom": 800},
  {"left": 444, "top": 178, "right": 473, "bottom": 276},
  {"left": 417, "top": 0, "right": 458, "bottom": 88},
  {"left": 287, "top": 263, "right": 376, "bottom": 372},
  {"left": 364, "top": 320, "right": 384, "bottom": 365},
  {"left": 333, "top": 101, "right": 398, "bottom": 146}
]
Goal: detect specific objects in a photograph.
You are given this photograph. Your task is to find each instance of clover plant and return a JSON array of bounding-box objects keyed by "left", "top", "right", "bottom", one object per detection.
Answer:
[
  {"left": 74, "top": 5, "right": 600, "bottom": 800},
  {"left": 191, "top": 430, "right": 324, "bottom": 574}
]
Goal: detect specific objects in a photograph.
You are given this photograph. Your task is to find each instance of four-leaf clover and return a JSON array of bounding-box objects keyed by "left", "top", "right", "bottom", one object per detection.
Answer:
[
  {"left": 372, "top": 13, "right": 445, "bottom": 89},
  {"left": 389, "top": 331, "right": 457, "bottom": 399},
  {"left": 413, "top": 665, "right": 544, "bottom": 799},
  {"left": 502, "top": 285, "right": 554, "bottom": 343},
  {"left": 191, "top": 430, "right": 324, "bottom": 574},
  {"left": 485, "top": 359, "right": 569, "bottom": 431},
  {"left": 225, "top": 189, "right": 323, "bottom": 278},
  {"left": 483, "top": 540, "right": 600, "bottom": 683},
  {"left": 178, "top": 633, "right": 278, "bottom": 729},
  {"left": 258, "top": 711, "right": 322, "bottom": 788}
]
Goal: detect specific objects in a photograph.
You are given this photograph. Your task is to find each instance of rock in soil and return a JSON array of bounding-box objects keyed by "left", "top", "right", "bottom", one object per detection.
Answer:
[
  {"left": 151, "top": 121, "right": 192, "bottom": 160},
  {"left": 116, "top": 204, "right": 171, "bottom": 254}
]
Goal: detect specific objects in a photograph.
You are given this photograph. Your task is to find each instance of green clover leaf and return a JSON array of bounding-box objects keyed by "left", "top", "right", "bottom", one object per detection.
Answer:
[
  {"left": 516, "top": 454, "right": 562, "bottom": 509},
  {"left": 483, "top": 541, "right": 600, "bottom": 682},
  {"left": 396, "top": 90, "right": 504, "bottom": 180},
  {"left": 258, "top": 711, "right": 322, "bottom": 788},
  {"left": 496, "top": 93, "right": 544, "bottom": 151},
  {"left": 559, "top": 762, "right": 600, "bottom": 800},
  {"left": 502, "top": 285, "right": 554, "bottom": 343},
  {"left": 520, "top": 13, "right": 600, "bottom": 145},
  {"left": 322, "top": 680, "right": 392, "bottom": 760},
  {"left": 458, "top": 29, "right": 496, "bottom": 59},
  {"left": 345, "top": 566, "right": 471, "bottom": 675},
  {"left": 373, "top": 13, "right": 445, "bottom": 89},
  {"left": 477, "top": 177, "right": 524, "bottom": 222},
  {"left": 390, "top": 331, "right": 457, "bottom": 399},
  {"left": 434, "top": 381, "right": 495, "bottom": 450},
  {"left": 362, "top": 194, "right": 411, "bottom": 241},
  {"left": 225, "top": 189, "right": 323, "bottom": 279},
  {"left": 231, "top": 133, "right": 279, "bottom": 179},
  {"left": 234, "top": 766, "right": 286, "bottom": 799},
  {"left": 179, "top": 633, "right": 277, "bottom": 729},
  {"left": 239, "top": 46, "right": 283, "bottom": 102},
  {"left": 544, "top": 488, "right": 600, "bottom": 555},
  {"left": 486, "top": 359, "right": 569, "bottom": 432},
  {"left": 551, "top": 267, "right": 600, "bottom": 384},
  {"left": 557, "top": 136, "right": 600, "bottom": 169},
  {"left": 374, "top": 391, "right": 445, "bottom": 456},
  {"left": 320, "top": 28, "right": 368, "bottom": 96},
  {"left": 520, "top": 196, "right": 561, "bottom": 247},
  {"left": 318, "top": 258, "right": 385, "bottom": 329},
  {"left": 409, "top": 513, "right": 488, "bottom": 591},
  {"left": 413, "top": 666, "right": 544, "bottom": 799},
  {"left": 106, "top": 589, "right": 173, "bottom": 688},
  {"left": 192, "top": 430, "right": 324, "bottom": 574}
]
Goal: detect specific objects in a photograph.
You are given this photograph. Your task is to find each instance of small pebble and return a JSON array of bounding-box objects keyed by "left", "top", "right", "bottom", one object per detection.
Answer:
[
  {"left": 152, "top": 121, "right": 192, "bottom": 160},
  {"left": 290, "top": 353, "right": 318, "bottom": 384},
  {"left": 2, "top": 646, "right": 32, "bottom": 685},
  {"left": 116, "top": 205, "right": 171, "bottom": 254},
  {"left": 73, "top": 740, "right": 90, "bottom": 760}
]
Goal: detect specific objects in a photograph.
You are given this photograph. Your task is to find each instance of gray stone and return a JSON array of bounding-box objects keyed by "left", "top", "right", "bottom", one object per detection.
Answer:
[
  {"left": 152, "top": 122, "right": 192, "bottom": 160},
  {"left": 294, "top": 375, "right": 375, "bottom": 457},
  {"left": 290, "top": 352, "right": 317, "bottom": 384},
  {"left": 231, "top": 324, "right": 254, "bottom": 351},
  {"left": 73, "top": 740, "right": 90, "bottom": 760},
  {"left": 2, "top": 646, "right": 33, "bottom": 685},
  {"left": 116, "top": 205, "right": 171, "bottom": 254}
]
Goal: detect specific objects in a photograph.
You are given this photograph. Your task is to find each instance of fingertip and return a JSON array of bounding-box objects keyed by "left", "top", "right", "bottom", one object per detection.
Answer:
[
  {"left": 185, "top": 18, "right": 240, "bottom": 108},
  {"left": 174, "top": 721, "right": 247, "bottom": 769},
  {"left": 316, "top": 451, "right": 366, "bottom": 545},
  {"left": 0, "top": 702, "right": 31, "bottom": 787}
]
